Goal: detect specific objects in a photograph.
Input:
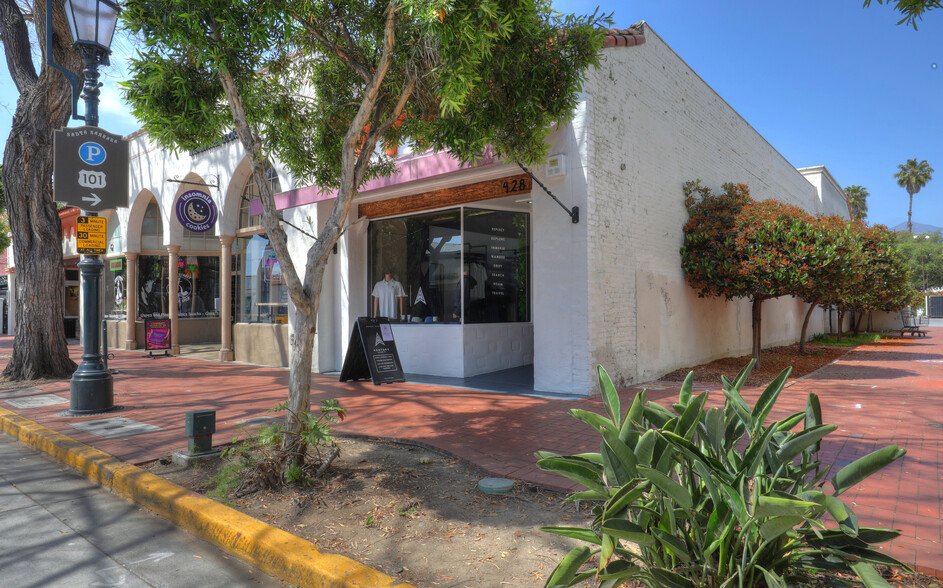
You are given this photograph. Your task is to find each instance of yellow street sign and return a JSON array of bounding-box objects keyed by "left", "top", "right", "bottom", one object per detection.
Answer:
[{"left": 77, "top": 216, "right": 107, "bottom": 254}]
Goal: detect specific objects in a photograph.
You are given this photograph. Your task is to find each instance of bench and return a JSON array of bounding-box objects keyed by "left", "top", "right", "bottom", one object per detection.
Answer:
[{"left": 900, "top": 308, "right": 929, "bottom": 337}]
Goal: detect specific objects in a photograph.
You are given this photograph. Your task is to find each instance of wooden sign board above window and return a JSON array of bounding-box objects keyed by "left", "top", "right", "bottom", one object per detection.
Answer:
[{"left": 358, "top": 174, "right": 532, "bottom": 219}]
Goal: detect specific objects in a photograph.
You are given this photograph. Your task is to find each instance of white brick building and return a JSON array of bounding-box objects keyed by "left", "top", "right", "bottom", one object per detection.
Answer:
[{"left": 13, "top": 22, "right": 850, "bottom": 396}]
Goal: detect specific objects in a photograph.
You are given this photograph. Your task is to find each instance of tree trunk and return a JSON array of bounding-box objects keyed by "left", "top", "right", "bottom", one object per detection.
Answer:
[
  {"left": 0, "top": 0, "right": 81, "bottom": 380},
  {"left": 853, "top": 311, "right": 865, "bottom": 336},
  {"left": 799, "top": 302, "right": 818, "bottom": 355},
  {"left": 836, "top": 308, "right": 845, "bottom": 342},
  {"left": 908, "top": 191, "right": 914, "bottom": 233},
  {"left": 751, "top": 297, "right": 763, "bottom": 369}
]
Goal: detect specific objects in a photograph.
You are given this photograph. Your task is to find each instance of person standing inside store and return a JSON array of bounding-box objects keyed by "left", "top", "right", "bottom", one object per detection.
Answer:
[{"left": 372, "top": 270, "right": 406, "bottom": 320}]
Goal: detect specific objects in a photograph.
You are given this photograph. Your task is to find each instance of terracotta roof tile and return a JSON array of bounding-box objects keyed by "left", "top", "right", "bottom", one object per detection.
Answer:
[{"left": 603, "top": 23, "right": 646, "bottom": 48}]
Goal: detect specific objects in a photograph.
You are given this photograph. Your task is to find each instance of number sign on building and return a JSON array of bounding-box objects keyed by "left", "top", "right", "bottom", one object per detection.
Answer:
[{"left": 54, "top": 126, "right": 129, "bottom": 212}]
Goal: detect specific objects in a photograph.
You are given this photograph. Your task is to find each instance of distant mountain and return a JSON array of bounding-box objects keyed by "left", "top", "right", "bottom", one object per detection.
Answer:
[{"left": 890, "top": 222, "right": 943, "bottom": 234}]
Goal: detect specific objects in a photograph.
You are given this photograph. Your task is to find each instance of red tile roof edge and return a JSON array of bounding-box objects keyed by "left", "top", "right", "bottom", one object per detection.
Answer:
[{"left": 603, "top": 23, "right": 646, "bottom": 48}]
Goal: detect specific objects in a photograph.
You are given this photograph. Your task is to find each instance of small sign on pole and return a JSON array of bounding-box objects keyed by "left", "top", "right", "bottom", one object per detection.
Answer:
[{"left": 76, "top": 216, "right": 107, "bottom": 254}]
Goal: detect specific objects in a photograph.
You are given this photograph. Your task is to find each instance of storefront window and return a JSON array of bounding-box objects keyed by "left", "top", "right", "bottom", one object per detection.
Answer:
[
  {"left": 368, "top": 207, "right": 529, "bottom": 324},
  {"left": 233, "top": 234, "right": 288, "bottom": 323},
  {"left": 462, "top": 208, "right": 529, "bottom": 323},
  {"left": 138, "top": 255, "right": 168, "bottom": 319},
  {"left": 104, "top": 258, "right": 127, "bottom": 320},
  {"left": 138, "top": 255, "right": 220, "bottom": 319}
]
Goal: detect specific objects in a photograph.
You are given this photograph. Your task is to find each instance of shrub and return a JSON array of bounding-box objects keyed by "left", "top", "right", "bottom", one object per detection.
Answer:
[{"left": 537, "top": 362, "right": 909, "bottom": 587}]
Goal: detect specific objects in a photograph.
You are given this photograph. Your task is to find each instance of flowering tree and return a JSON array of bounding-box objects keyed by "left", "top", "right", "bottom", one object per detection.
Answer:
[
  {"left": 844, "top": 225, "right": 918, "bottom": 335},
  {"left": 681, "top": 181, "right": 817, "bottom": 366},
  {"left": 792, "top": 216, "right": 864, "bottom": 350}
]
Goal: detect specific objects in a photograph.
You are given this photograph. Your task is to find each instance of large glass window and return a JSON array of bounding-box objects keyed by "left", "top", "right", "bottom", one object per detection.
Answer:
[
  {"left": 368, "top": 207, "right": 529, "bottom": 324},
  {"left": 138, "top": 255, "right": 168, "bottom": 319},
  {"left": 233, "top": 235, "right": 289, "bottom": 323},
  {"left": 104, "top": 258, "right": 127, "bottom": 320},
  {"left": 137, "top": 255, "right": 220, "bottom": 319},
  {"left": 462, "top": 208, "right": 530, "bottom": 323}
]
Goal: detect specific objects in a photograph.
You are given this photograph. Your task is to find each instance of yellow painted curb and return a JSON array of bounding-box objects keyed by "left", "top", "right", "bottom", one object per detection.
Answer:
[{"left": 0, "top": 406, "right": 415, "bottom": 588}]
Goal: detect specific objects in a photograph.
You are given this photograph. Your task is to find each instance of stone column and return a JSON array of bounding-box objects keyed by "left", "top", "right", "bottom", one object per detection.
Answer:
[
  {"left": 124, "top": 252, "right": 138, "bottom": 349},
  {"left": 167, "top": 245, "right": 181, "bottom": 355},
  {"left": 219, "top": 235, "right": 234, "bottom": 361}
]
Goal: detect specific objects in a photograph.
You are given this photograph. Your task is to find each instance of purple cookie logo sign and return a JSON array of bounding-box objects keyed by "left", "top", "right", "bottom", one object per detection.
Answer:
[{"left": 175, "top": 190, "right": 217, "bottom": 232}]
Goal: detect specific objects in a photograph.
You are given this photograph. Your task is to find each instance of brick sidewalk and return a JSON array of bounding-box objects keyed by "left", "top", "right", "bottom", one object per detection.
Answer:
[{"left": 0, "top": 332, "right": 940, "bottom": 577}]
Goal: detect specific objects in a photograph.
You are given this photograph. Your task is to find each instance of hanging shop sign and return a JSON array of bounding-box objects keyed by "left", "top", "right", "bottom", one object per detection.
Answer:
[
  {"left": 76, "top": 216, "right": 107, "bottom": 254},
  {"left": 339, "top": 317, "right": 406, "bottom": 385},
  {"left": 175, "top": 190, "right": 218, "bottom": 232}
]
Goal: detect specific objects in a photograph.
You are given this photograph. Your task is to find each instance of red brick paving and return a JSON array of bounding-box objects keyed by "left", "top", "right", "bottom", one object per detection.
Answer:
[{"left": 0, "top": 332, "right": 941, "bottom": 577}]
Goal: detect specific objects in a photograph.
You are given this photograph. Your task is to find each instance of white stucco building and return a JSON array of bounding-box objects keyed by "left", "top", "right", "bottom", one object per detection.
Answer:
[{"left": 11, "top": 22, "right": 854, "bottom": 396}]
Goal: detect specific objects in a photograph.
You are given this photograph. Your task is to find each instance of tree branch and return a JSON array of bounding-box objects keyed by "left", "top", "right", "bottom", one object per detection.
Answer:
[{"left": 285, "top": 7, "right": 373, "bottom": 83}]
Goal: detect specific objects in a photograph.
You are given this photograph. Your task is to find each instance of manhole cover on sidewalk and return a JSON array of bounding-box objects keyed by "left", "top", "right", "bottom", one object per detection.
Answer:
[
  {"left": 70, "top": 417, "right": 162, "bottom": 439},
  {"left": 5, "top": 394, "right": 68, "bottom": 409},
  {"left": 0, "top": 388, "right": 43, "bottom": 399}
]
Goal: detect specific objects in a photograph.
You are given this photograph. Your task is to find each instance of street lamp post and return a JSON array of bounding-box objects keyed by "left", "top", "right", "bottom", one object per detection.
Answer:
[{"left": 48, "top": 0, "right": 121, "bottom": 415}]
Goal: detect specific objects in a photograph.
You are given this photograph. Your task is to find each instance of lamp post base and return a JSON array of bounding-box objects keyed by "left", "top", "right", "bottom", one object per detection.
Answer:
[{"left": 66, "top": 368, "right": 117, "bottom": 415}]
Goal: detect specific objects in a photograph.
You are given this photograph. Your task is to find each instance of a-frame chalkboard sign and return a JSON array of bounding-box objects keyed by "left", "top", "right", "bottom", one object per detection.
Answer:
[{"left": 339, "top": 317, "right": 406, "bottom": 385}]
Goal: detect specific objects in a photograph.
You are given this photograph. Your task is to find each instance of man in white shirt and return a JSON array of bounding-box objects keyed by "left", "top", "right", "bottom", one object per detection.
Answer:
[{"left": 372, "top": 271, "right": 406, "bottom": 319}]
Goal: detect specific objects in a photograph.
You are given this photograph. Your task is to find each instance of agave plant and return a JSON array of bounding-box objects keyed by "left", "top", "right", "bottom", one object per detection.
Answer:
[{"left": 537, "top": 361, "right": 910, "bottom": 587}]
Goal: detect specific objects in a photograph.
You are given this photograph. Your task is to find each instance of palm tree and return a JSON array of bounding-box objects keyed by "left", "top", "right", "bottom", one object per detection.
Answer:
[
  {"left": 844, "top": 185, "right": 869, "bottom": 220},
  {"left": 894, "top": 158, "right": 934, "bottom": 232}
]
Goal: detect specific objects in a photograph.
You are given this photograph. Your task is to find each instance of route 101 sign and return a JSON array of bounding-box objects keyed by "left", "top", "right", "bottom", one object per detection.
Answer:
[{"left": 54, "top": 126, "right": 129, "bottom": 212}]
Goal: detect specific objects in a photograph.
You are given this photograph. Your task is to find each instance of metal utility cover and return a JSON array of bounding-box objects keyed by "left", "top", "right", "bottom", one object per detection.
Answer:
[
  {"left": 70, "top": 417, "right": 162, "bottom": 439},
  {"left": 5, "top": 394, "right": 68, "bottom": 409},
  {"left": 54, "top": 126, "right": 129, "bottom": 211},
  {"left": 76, "top": 216, "right": 107, "bottom": 254}
]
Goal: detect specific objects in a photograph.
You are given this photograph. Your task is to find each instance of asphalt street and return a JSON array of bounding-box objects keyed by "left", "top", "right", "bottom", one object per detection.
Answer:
[{"left": 0, "top": 432, "right": 284, "bottom": 588}]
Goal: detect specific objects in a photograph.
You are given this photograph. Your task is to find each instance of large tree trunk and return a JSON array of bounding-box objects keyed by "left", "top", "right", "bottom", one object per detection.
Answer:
[
  {"left": 799, "top": 302, "right": 818, "bottom": 355},
  {"left": 751, "top": 296, "right": 763, "bottom": 369},
  {"left": 0, "top": 0, "right": 80, "bottom": 380}
]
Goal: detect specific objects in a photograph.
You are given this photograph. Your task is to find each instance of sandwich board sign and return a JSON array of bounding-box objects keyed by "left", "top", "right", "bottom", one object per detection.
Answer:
[
  {"left": 339, "top": 317, "right": 406, "bottom": 385},
  {"left": 54, "top": 126, "right": 129, "bottom": 212}
]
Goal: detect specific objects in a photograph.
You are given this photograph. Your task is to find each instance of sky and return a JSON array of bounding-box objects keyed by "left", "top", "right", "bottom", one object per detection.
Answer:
[{"left": 1, "top": 0, "right": 940, "bottom": 230}]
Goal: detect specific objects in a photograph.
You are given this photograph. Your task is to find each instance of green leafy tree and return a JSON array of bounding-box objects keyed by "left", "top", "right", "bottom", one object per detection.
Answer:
[
  {"left": 897, "top": 231, "right": 943, "bottom": 291},
  {"left": 0, "top": 0, "right": 79, "bottom": 379},
  {"left": 792, "top": 216, "right": 864, "bottom": 351},
  {"left": 894, "top": 158, "right": 934, "bottom": 232},
  {"left": 681, "top": 181, "right": 817, "bottom": 367},
  {"left": 845, "top": 225, "right": 918, "bottom": 335},
  {"left": 122, "top": 0, "right": 608, "bottom": 469},
  {"left": 863, "top": 0, "right": 941, "bottom": 28},
  {"left": 843, "top": 184, "right": 869, "bottom": 220}
]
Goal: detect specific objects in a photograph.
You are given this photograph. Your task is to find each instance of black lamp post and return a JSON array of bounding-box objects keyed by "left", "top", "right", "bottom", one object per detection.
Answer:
[{"left": 48, "top": 0, "right": 121, "bottom": 415}]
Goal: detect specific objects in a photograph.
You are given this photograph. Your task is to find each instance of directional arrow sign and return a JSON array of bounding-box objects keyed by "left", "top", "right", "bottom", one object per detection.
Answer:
[{"left": 54, "top": 126, "right": 129, "bottom": 211}]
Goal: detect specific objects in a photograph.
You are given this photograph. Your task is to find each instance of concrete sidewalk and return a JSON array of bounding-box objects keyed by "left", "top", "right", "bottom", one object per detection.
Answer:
[{"left": 0, "top": 332, "right": 941, "bottom": 578}]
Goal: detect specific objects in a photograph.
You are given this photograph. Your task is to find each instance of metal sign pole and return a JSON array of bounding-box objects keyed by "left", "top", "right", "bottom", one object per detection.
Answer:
[{"left": 67, "top": 45, "right": 114, "bottom": 415}]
